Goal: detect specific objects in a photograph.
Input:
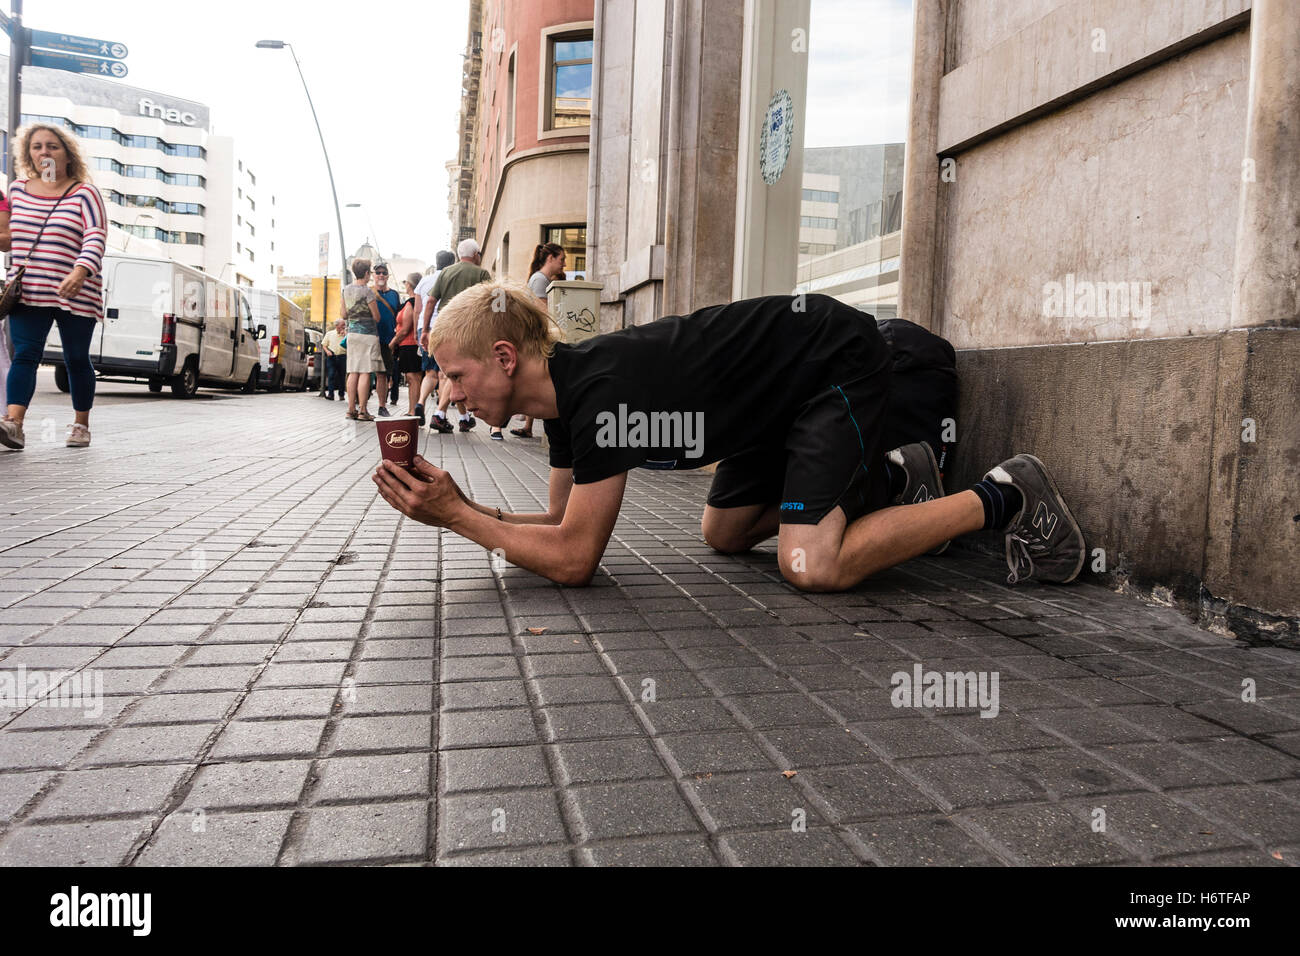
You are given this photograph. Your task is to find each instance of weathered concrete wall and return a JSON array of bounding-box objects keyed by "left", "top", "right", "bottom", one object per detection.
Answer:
[
  {"left": 952, "top": 327, "right": 1299, "bottom": 644},
  {"left": 937, "top": 27, "right": 1250, "bottom": 348},
  {"left": 588, "top": 0, "right": 744, "bottom": 329},
  {"left": 903, "top": 0, "right": 1298, "bottom": 643}
]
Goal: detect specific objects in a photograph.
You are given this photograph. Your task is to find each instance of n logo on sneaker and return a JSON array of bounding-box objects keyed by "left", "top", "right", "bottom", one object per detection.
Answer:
[
  {"left": 911, "top": 486, "right": 934, "bottom": 504},
  {"left": 1031, "top": 501, "right": 1058, "bottom": 539}
]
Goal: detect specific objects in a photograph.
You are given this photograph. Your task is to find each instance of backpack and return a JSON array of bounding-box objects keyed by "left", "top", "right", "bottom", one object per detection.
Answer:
[{"left": 876, "top": 318, "right": 959, "bottom": 479}]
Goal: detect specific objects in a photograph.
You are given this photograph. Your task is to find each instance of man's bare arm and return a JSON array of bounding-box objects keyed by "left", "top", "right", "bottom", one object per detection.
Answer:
[
  {"left": 461, "top": 466, "right": 572, "bottom": 525},
  {"left": 373, "top": 458, "right": 621, "bottom": 586}
]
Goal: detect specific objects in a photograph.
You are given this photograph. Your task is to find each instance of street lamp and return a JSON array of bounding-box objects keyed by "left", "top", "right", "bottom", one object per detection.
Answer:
[{"left": 256, "top": 38, "right": 346, "bottom": 397}]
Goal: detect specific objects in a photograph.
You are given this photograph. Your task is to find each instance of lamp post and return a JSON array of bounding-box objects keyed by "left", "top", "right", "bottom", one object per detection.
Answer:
[{"left": 256, "top": 39, "right": 345, "bottom": 397}]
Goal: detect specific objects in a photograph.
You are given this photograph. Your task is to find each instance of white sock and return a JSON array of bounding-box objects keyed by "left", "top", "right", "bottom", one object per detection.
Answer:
[
  {"left": 459, "top": 412, "right": 470, "bottom": 421},
  {"left": 434, "top": 410, "right": 446, "bottom": 419}
]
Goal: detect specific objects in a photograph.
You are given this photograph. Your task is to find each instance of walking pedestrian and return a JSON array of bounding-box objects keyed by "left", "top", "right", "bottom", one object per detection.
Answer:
[
  {"left": 321, "top": 317, "right": 347, "bottom": 400},
  {"left": 414, "top": 250, "right": 455, "bottom": 427},
  {"left": 342, "top": 258, "right": 383, "bottom": 422},
  {"left": 371, "top": 262, "right": 400, "bottom": 417},
  {"left": 511, "top": 241, "right": 566, "bottom": 439},
  {"left": 394, "top": 272, "right": 424, "bottom": 416},
  {"left": 1, "top": 124, "right": 108, "bottom": 451},
  {"left": 425, "top": 238, "right": 491, "bottom": 434},
  {"left": 0, "top": 186, "right": 11, "bottom": 386}
]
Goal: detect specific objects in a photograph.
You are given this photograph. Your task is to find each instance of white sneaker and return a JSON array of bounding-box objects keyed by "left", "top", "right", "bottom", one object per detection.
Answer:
[
  {"left": 66, "top": 423, "right": 91, "bottom": 447},
  {"left": 0, "top": 417, "right": 24, "bottom": 450}
]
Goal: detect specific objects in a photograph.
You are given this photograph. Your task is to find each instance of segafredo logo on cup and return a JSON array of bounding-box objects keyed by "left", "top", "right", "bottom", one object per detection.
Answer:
[{"left": 385, "top": 431, "right": 411, "bottom": 448}]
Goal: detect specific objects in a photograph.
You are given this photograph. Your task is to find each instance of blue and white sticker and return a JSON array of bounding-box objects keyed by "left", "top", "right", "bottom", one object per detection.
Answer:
[{"left": 758, "top": 89, "right": 794, "bottom": 185}]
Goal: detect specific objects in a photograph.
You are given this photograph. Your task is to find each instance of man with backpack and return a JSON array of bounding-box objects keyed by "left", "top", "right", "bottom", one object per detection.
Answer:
[{"left": 374, "top": 286, "right": 1085, "bottom": 591}]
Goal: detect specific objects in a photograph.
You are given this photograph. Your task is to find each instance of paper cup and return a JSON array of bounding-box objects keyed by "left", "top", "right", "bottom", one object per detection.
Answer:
[{"left": 376, "top": 416, "right": 419, "bottom": 469}]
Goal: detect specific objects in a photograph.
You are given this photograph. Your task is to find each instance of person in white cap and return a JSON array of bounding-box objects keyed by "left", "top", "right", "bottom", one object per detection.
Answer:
[{"left": 425, "top": 238, "right": 492, "bottom": 433}]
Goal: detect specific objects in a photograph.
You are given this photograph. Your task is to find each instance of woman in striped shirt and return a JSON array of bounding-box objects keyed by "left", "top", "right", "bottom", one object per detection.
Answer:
[{"left": 0, "top": 124, "right": 107, "bottom": 451}]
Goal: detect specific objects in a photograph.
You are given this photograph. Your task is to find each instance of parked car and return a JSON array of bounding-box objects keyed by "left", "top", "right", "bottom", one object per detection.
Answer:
[
  {"left": 43, "top": 254, "right": 262, "bottom": 398},
  {"left": 248, "top": 288, "right": 309, "bottom": 391},
  {"left": 304, "top": 328, "right": 323, "bottom": 391}
]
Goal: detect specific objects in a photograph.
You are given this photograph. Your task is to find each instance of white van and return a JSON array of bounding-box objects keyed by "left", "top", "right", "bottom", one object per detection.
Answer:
[
  {"left": 304, "top": 328, "right": 323, "bottom": 391},
  {"left": 42, "top": 254, "right": 262, "bottom": 398},
  {"left": 248, "top": 288, "right": 309, "bottom": 391}
]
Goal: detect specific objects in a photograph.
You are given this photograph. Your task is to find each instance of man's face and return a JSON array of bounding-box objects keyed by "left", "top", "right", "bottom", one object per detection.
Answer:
[
  {"left": 373, "top": 266, "right": 389, "bottom": 290},
  {"left": 432, "top": 339, "right": 514, "bottom": 427}
]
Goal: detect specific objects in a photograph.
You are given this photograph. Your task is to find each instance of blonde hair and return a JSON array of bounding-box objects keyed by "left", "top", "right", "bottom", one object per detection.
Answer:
[
  {"left": 429, "top": 281, "right": 561, "bottom": 362},
  {"left": 15, "top": 123, "right": 91, "bottom": 182}
]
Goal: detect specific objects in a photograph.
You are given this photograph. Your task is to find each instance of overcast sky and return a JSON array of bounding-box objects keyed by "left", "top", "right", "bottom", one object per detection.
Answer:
[
  {"left": 21, "top": 0, "right": 912, "bottom": 277},
  {"left": 806, "top": 0, "right": 914, "bottom": 148},
  {"left": 23, "top": 0, "right": 468, "bottom": 276}
]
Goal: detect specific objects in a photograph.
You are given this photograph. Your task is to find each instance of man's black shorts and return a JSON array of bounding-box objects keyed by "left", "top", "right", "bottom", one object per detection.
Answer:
[
  {"left": 396, "top": 344, "right": 421, "bottom": 374},
  {"left": 705, "top": 368, "right": 891, "bottom": 525}
]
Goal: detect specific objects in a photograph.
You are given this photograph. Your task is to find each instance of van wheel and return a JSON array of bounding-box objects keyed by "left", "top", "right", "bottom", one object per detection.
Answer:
[
  {"left": 170, "top": 361, "right": 199, "bottom": 399},
  {"left": 54, "top": 365, "right": 71, "bottom": 393},
  {"left": 242, "top": 366, "right": 259, "bottom": 394},
  {"left": 148, "top": 377, "right": 163, "bottom": 393},
  {"left": 269, "top": 368, "right": 284, "bottom": 392}
]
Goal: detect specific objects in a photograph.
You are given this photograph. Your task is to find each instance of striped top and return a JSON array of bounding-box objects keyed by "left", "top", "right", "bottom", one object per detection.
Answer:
[{"left": 6, "top": 179, "right": 107, "bottom": 321}]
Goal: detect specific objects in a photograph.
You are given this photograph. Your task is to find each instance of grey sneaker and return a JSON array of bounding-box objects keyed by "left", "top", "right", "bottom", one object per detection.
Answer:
[
  {"left": 887, "top": 442, "right": 948, "bottom": 555},
  {"left": 66, "top": 423, "right": 91, "bottom": 447},
  {"left": 984, "top": 454, "right": 1085, "bottom": 584},
  {"left": 0, "top": 417, "right": 24, "bottom": 450}
]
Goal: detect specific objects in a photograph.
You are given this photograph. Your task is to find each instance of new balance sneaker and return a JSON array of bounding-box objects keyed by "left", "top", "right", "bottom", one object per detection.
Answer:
[
  {"left": 0, "top": 417, "right": 25, "bottom": 450},
  {"left": 458, "top": 415, "right": 476, "bottom": 432},
  {"left": 886, "top": 442, "right": 948, "bottom": 555},
  {"left": 984, "top": 454, "right": 1085, "bottom": 584},
  {"left": 490, "top": 429, "right": 504, "bottom": 441},
  {"left": 377, "top": 406, "right": 390, "bottom": 418},
  {"left": 66, "top": 423, "right": 91, "bottom": 448},
  {"left": 887, "top": 442, "right": 945, "bottom": 505},
  {"left": 430, "top": 415, "right": 454, "bottom": 434}
]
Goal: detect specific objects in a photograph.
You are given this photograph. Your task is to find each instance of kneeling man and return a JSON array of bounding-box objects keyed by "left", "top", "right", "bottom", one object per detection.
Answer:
[{"left": 373, "top": 283, "right": 1084, "bottom": 590}]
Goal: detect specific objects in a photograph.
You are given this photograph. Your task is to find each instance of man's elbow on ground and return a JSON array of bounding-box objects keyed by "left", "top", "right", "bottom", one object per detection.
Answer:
[{"left": 555, "top": 557, "right": 599, "bottom": 587}]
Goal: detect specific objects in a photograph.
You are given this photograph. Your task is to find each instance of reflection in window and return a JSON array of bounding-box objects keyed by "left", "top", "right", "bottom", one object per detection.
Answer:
[
  {"left": 543, "top": 224, "right": 586, "bottom": 274},
  {"left": 794, "top": 0, "right": 913, "bottom": 319},
  {"left": 549, "top": 34, "right": 592, "bottom": 129}
]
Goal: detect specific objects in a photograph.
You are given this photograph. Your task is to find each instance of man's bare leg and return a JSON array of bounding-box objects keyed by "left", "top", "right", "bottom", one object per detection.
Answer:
[
  {"left": 419, "top": 370, "right": 438, "bottom": 407},
  {"left": 701, "top": 502, "right": 780, "bottom": 553},
  {"left": 776, "top": 492, "right": 984, "bottom": 592}
]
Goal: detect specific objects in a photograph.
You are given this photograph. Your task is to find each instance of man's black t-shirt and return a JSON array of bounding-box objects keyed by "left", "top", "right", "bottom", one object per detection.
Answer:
[{"left": 544, "top": 294, "right": 890, "bottom": 484}]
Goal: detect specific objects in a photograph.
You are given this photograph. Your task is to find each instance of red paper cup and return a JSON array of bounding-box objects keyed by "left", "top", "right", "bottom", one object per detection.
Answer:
[{"left": 376, "top": 416, "right": 419, "bottom": 469}]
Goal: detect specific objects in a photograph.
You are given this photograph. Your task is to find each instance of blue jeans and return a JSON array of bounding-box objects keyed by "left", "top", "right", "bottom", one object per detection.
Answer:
[
  {"left": 6, "top": 305, "right": 97, "bottom": 412},
  {"left": 327, "top": 354, "right": 346, "bottom": 394}
]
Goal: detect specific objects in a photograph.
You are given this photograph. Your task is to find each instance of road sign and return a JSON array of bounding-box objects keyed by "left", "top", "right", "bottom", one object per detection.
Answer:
[
  {"left": 30, "top": 29, "right": 127, "bottom": 60},
  {"left": 318, "top": 234, "right": 330, "bottom": 275},
  {"left": 30, "top": 48, "right": 128, "bottom": 78}
]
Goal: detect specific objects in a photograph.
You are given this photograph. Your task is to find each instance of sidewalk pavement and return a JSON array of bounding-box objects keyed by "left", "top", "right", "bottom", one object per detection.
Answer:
[{"left": 1, "top": 386, "right": 1298, "bottom": 866}]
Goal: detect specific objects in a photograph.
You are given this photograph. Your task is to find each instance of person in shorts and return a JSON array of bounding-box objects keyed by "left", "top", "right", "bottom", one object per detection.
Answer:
[
  {"left": 341, "top": 258, "right": 384, "bottom": 422},
  {"left": 373, "top": 283, "right": 1085, "bottom": 591},
  {"left": 392, "top": 272, "right": 424, "bottom": 416}
]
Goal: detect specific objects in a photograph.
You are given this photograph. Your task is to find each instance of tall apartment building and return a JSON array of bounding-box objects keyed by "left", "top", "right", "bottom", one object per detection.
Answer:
[
  {"left": 1, "top": 58, "right": 281, "bottom": 287},
  {"left": 455, "top": 0, "right": 593, "bottom": 283}
]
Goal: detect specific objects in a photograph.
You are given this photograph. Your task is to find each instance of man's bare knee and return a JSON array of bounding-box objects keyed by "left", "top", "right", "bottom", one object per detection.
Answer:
[
  {"left": 778, "top": 545, "right": 852, "bottom": 592},
  {"left": 702, "top": 518, "right": 750, "bottom": 554}
]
